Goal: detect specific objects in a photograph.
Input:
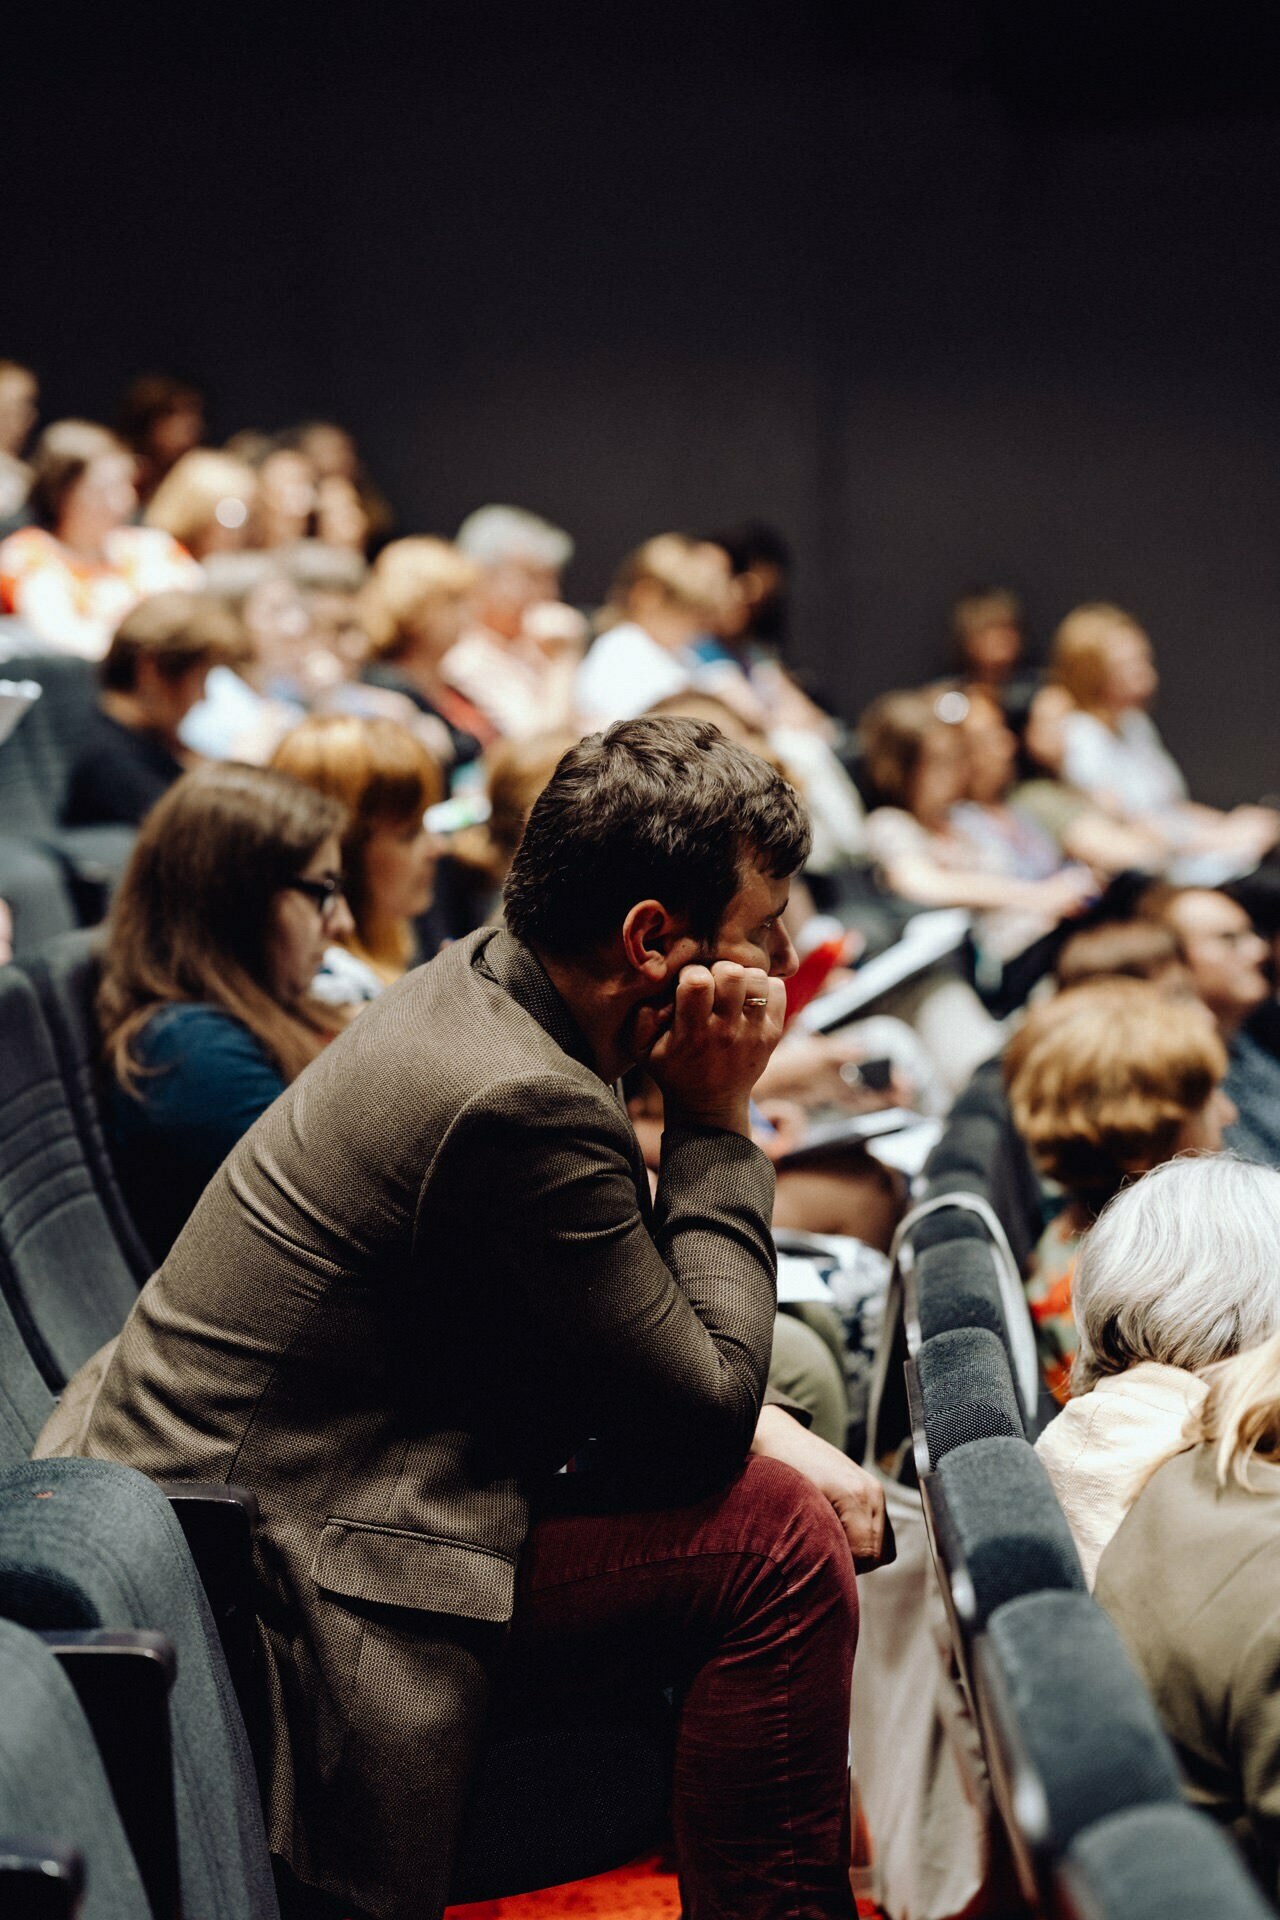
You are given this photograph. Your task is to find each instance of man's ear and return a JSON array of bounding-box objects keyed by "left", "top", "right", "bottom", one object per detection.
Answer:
[{"left": 621, "top": 900, "right": 694, "bottom": 985}]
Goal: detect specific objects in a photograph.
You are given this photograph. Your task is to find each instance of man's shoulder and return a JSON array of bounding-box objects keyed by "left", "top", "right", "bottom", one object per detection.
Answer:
[{"left": 313, "top": 931, "right": 610, "bottom": 1118}]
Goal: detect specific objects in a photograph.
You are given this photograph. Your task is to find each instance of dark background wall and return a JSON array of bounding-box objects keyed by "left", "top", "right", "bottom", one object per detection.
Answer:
[{"left": 5, "top": 2, "right": 1280, "bottom": 801}]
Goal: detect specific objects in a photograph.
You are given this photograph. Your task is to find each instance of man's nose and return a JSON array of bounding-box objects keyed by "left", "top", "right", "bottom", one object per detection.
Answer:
[{"left": 772, "top": 926, "right": 800, "bottom": 981}]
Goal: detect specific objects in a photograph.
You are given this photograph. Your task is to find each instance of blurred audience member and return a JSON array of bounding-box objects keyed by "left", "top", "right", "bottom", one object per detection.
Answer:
[
  {"left": 712, "top": 521, "right": 791, "bottom": 650},
  {"left": 313, "top": 473, "right": 370, "bottom": 554},
  {"left": 144, "top": 448, "right": 258, "bottom": 560},
  {"left": 98, "top": 764, "right": 352, "bottom": 1261},
  {"left": 1054, "top": 915, "right": 1189, "bottom": 991},
  {"left": 576, "top": 533, "right": 732, "bottom": 726},
  {"left": 946, "top": 585, "right": 1033, "bottom": 713},
  {"left": 960, "top": 684, "right": 1166, "bottom": 876},
  {"left": 0, "top": 420, "right": 201, "bottom": 656},
  {"left": 293, "top": 419, "right": 393, "bottom": 548},
  {"left": 360, "top": 536, "right": 488, "bottom": 770},
  {"left": 117, "top": 372, "right": 206, "bottom": 505},
  {"left": 444, "top": 504, "right": 585, "bottom": 738},
  {"left": 64, "top": 591, "right": 249, "bottom": 827},
  {"left": 272, "top": 713, "right": 444, "bottom": 998},
  {"left": 0, "top": 357, "right": 38, "bottom": 524},
  {"left": 1098, "top": 1303, "right": 1280, "bottom": 1894},
  {"left": 703, "top": 522, "right": 833, "bottom": 736},
  {"left": 1046, "top": 604, "right": 1278, "bottom": 879},
  {"left": 1037, "top": 1156, "right": 1280, "bottom": 1587},
  {"left": 1141, "top": 885, "right": 1280, "bottom": 1166},
  {"left": 251, "top": 439, "right": 318, "bottom": 549},
  {"left": 861, "top": 687, "right": 1096, "bottom": 967},
  {"left": 1007, "top": 979, "right": 1233, "bottom": 1401},
  {"left": 437, "top": 730, "right": 576, "bottom": 938}
]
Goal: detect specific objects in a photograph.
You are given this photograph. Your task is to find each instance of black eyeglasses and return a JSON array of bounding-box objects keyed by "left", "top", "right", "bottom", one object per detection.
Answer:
[{"left": 286, "top": 876, "right": 346, "bottom": 918}]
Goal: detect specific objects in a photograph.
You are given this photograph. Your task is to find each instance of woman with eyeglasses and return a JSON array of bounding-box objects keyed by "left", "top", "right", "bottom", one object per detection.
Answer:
[
  {"left": 99, "top": 761, "right": 355, "bottom": 1264},
  {"left": 270, "top": 713, "right": 445, "bottom": 999}
]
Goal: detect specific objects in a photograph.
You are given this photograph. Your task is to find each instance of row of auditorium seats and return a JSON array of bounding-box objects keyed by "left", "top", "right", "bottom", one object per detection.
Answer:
[
  {"left": 0, "top": 632, "right": 137, "bottom": 958},
  {"left": 886, "top": 1074, "right": 1274, "bottom": 1919},
  {"left": 0, "top": 936, "right": 673, "bottom": 1916}
]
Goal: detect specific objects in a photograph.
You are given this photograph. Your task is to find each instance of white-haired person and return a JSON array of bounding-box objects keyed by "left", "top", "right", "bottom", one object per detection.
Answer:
[
  {"left": 440, "top": 503, "right": 587, "bottom": 739},
  {"left": 1035, "top": 1155, "right": 1280, "bottom": 1587},
  {"left": 1095, "top": 1302, "right": 1280, "bottom": 1897}
]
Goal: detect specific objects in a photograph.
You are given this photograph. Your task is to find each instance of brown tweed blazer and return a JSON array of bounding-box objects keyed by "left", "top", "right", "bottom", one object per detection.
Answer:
[{"left": 56, "top": 930, "right": 777, "bottom": 1919}]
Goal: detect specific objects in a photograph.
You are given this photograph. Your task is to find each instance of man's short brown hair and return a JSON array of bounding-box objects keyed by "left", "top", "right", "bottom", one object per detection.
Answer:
[
  {"left": 503, "top": 716, "right": 811, "bottom": 956},
  {"left": 101, "top": 591, "right": 250, "bottom": 692}
]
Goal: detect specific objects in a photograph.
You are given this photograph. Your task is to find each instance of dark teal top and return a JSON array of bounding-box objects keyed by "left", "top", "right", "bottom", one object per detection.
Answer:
[{"left": 108, "top": 1003, "right": 286, "bottom": 1265}]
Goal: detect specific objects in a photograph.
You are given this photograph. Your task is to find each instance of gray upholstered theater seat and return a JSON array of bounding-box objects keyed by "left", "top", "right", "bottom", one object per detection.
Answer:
[
  {"left": 0, "top": 1617, "right": 149, "bottom": 1920},
  {"left": 907, "top": 1200, "right": 991, "bottom": 1255},
  {"left": 22, "top": 931, "right": 153, "bottom": 1283},
  {"left": 910, "top": 1325, "right": 1024, "bottom": 1471},
  {"left": 0, "top": 964, "right": 138, "bottom": 1387},
  {"left": 912, "top": 1237, "right": 1015, "bottom": 1372},
  {"left": 975, "top": 1589, "right": 1182, "bottom": 1902},
  {"left": 0, "top": 1459, "right": 278, "bottom": 1920},
  {"left": 1055, "top": 1802, "right": 1276, "bottom": 1920},
  {"left": 928, "top": 1436, "right": 1084, "bottom": 1634}
]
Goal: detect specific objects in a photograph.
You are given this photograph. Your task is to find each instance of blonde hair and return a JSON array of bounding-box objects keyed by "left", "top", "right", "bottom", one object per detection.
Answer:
[
  {"left": 1051, "top": 603, "right": 1147, "bottom": 711},
  {"left": 603, "top": 534, "right": 727, "bottom": 628},
  {"left": 1006, "top": 978, "right": 1227, "bottom": 1208},
  {"left": 144, "top": 450, "right": 257, "bottom": 552},
  {"left": 1200, "top": 1323, "right": 1280, "bottom": 1488},
  {"left": 360, "top": 538, "right": 480, "bottom": 659},
  {"left": 272, "top": 714, "right": 443, "bottom": 965}
]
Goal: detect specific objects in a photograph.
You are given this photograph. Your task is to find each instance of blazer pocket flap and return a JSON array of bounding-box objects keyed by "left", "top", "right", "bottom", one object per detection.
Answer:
[{"left": 311, "top": 1519, "right": 517, "bottom": 1623}]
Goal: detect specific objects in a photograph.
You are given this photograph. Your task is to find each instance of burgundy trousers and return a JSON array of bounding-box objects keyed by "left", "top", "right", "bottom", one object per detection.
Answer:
[
  {"left": 507, "top": 1454, "right": 860, "bottom": 1920},
  {"left": 276, "top": 1455, "right": 858, "bottom": 1920}
]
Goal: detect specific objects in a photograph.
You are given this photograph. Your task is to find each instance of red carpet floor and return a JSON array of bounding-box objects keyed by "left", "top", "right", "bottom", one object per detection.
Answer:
[{"left": 444, "top": 1856, "right": 884, "bottom": 1917}]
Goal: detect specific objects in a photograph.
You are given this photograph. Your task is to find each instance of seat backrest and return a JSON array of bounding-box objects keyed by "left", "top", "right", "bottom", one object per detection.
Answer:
[
  {"left": 0, "top": 1280, "right": 56, "bottom": 1470},
  {"left": 976, "top": 1589, "right": 1181, "bottom": 1873},
  {"left": 924, "top": 1112, "right": 1005, "bottom": 1183},
  {"left": 913, "top": 1326, "right": 1024, "bottom": 1468},
  {"left": 0, "top": 965, "right": 139, "bottom": 1387},
  {"left": 0, "top": 656, "right": 98, "bottom": 836},
  {"left": 0, "top": 1460, "right": 278, "bottom": 1920},
  {"left": 21, "top": 934, "right": 152, "bottom": 1284},
  {"left": 930, "top": 1436, "right": 1084, "bottom": 1632},
  {"left": 907, "top": 1201, "right": 991, "bottom": 1255},
  {"left": 1055, "top": 1801, "right": 1276, "bottom": 1920},
  {"left": 913, "top": 1238, "right": 1014, "bottom": 1372},
  {"left": 926, "top": 1064, "right": 1044, "bottom": 1273},
  {"left": 0, "top": 1615, "right": 148, "bottom": 1920}
]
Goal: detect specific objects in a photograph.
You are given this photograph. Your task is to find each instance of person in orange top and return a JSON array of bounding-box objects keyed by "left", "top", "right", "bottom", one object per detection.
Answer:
[
  {"left": 0, "top": 419, "right": 201, "bottom": 658},
  {"left": 1005, "top": 977, "right": 1235, "bottom": 1401}
]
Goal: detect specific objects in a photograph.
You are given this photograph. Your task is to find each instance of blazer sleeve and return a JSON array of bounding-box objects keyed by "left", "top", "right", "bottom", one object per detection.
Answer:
[
  {"left": 435, "top": 1074, "right": 778, "bottom": 1489},
  {"left": 1227, "top": 1578, "right": 1280, "bottom": 1874}
]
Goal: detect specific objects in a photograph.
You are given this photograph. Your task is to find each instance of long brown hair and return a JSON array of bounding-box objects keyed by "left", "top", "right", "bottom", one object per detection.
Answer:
[{"left": 99, "top": 763, "right": 347, "bottom": 1090}]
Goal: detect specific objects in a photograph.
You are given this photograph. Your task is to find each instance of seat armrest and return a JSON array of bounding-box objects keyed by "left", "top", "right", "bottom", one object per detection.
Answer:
[
  {"left": 38, "top": 1629, "right": 178, "bottom": 1920},
  {"left": 0, "top": 1841, "right": 84, "bottom": 1919},
  {"left": 158, "top": 1482, "right": 263, "bottom": 1768}
]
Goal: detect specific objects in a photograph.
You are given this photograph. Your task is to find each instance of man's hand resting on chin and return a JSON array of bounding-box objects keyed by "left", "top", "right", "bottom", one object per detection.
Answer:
[{"left": 752, "top": 1402, "right": 893, "bottom": 1573}]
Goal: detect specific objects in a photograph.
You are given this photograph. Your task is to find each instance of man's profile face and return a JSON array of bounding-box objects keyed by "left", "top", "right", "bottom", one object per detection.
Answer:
[
  {"left": 1172, "top": 891, "right": 1269, "bottom": 1022},
  {"left": 704, "top": 862, "right": 799, "bottom": 980}
]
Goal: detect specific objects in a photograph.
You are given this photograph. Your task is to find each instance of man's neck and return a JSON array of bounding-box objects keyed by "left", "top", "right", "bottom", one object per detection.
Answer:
[{"left": 533, "top": 947, "right": 640, "bottom": 1085}]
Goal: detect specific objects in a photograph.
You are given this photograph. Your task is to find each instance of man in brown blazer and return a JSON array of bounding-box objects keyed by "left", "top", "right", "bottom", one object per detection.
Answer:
[{"left": 48, "top": 718, "right": 884, "bottom": 1920}]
